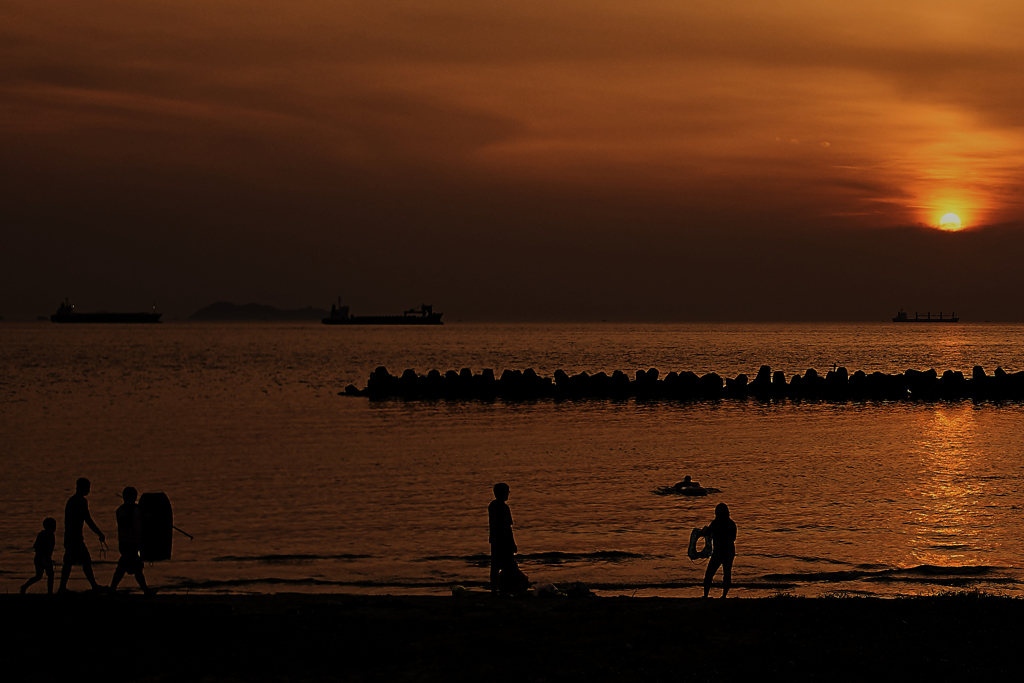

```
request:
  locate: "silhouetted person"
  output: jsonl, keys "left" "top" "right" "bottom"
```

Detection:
{"left": 58, "top": 478, "right": 106, "bottom": 593}
{"left": 488, "top": 483, "right": 517, "bottom": 595}
{"left": 674, "top": 476, "right": 701, "bottom": 490}
{"left": 20, "top": 517, "right": 57, "bottom": 594}
{"left": 703, "top": 502, "right": 737, "bottom": 598}
{"left": 110, "top": 487, "right": 155, "bottom": 596}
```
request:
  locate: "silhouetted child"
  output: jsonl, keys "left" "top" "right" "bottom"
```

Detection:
{"left": 110, "top": 486, "right": 155, "bottom": 596}
{"left": 488, "top": 483, "right": 518, "bottom": 595}
{"left": 21, "top": 517, "right": 57, "bottom": 595}
{"left": 703, "top": 502, "right": 737, "bottom": 598}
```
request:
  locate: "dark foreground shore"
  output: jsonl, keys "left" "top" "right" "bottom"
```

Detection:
{"left": 5, "top": 592, "right": 1019, "bottom": 681}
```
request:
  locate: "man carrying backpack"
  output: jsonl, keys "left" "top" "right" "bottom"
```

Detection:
{"left": 110, "top": 486, "right": 156, "bottom": 596}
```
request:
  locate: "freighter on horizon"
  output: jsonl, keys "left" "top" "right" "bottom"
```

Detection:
{"left": 322, "top": 298, "right": 443, "bottom": 325}
{"left": 50, "top": 299, "right": 162, "bottom": 323}
{"left": 892, "top": 309, "right": 958, "bottom": 323}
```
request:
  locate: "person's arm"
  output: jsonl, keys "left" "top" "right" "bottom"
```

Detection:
{"left": 507, "top": 507, "right": 517, "bottom": 553}
{"left": 84, "top": 506, "right": 105, "bottom": 543}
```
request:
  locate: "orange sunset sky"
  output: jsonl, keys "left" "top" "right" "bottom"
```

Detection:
{"left": 3, "top": 1, "right": 1024, "bottom": 321}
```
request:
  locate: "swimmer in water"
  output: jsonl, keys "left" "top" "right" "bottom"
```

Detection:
{"left": 674, "top": 476, "right": 701, "bottom": 490}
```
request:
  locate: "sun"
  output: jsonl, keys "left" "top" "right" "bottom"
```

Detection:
{"left": 939, "top": 213, "right": 962, "bottom": 231}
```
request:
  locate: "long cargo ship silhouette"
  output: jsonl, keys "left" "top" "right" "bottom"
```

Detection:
{"left": 50, "top": 299, "right": 162, "bottom": 323}
{"left": 322, "top": 298, "right": 443, "bottom": 325}
{"left": 892, "top": 309, "right": 958, "bottom": 323}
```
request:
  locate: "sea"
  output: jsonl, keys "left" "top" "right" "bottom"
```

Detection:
{"left": 3, "top": 321, "right": 1024, "bottom": 598}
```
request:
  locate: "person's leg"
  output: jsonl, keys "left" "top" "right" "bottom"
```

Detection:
{"left": 82, "top": 559, "right": 100, "bottom": 590}
{"left": 135, "top": 567, "right": 150, "bottom": 593}
{"left": 110, "top": 559, "right": 126, "bottom": 590}
{"left": 58, "top": 560, "right": 72, "bottom": 592}
{"left": 703, "top": 556, "right": 723, "bottom": 598}
{"left": 20, "top": 567, "right": 44, "bottom": 594}
{"left": 493, "top": 551, "right": 515, "bottom": 594}
{"left": 721, "top": 554, "right": 734, "bottom": 598}
{"left": 490, "top": 548, "right": 501, "bottom": 594}
{"left": 45, "top": 564, "right": 54, "bottom": 594}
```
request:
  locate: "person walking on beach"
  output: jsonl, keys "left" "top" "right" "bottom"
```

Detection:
{"left": 20, "top": 517, "right": 57, "bottom": 594}
{"left": 58, "top": 477, "right": 106, "bottom": 593}
{"left": 488, "top": 482, "right": 518, "bottom": 595}
{"left": 109, "top": 486, "right": 155, "bottom": 596}
{"left": 703, "top": 502, "right": 737, "bottom": 599}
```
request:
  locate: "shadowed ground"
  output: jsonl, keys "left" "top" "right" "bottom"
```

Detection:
{"left": 4, "top": 593, "right": 1018, "bottom": 681}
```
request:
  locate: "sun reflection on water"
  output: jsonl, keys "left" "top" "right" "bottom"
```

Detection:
{"left": 902, "top": 406, "right": 990, "bottom": 569}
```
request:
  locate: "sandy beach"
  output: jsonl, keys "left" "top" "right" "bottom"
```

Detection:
{"left": 5, "top": 591, "right": 1020, "bottom": 681}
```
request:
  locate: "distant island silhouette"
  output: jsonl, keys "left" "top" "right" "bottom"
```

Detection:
{"left": 189, "top": 302, "right": 329, "bottom": 321}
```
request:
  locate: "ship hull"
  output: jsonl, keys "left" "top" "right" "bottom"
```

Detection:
{"left": 51, "top": 312, "right": 162, "bottom": 323}
{"left": 322, "top": 315, "right": 442, "bottom": 325}
{"left": 892, "top": 309, "right": 958, "bottom": 323}
{"left": 891, "top": 318, "right": 959, "bottom": 323}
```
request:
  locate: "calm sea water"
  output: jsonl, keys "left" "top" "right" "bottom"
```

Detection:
{"left": 3, "top": 322, "right": 1024, "bottom": 597}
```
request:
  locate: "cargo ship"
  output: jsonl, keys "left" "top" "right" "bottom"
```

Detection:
{"left": 50, "top": 299, "right": 162, "bottom": 323}
{"left": 892, "top": 309, "right": 958, "bottom": 323}
{"left": 322, "top": 299, "right": 443, "bottom": 325}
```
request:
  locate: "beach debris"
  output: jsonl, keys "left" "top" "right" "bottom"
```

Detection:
{"left": 498, "top": 565, "right": 530, "bottom": 597}
{"left": 560, "top": 582, "right": 594, "bottom": 598}
{"left": 530, "top": 581, "right": 594, "bottom": 598}
{"left": 533, "top": 582, "right": 559, "bottom": 597}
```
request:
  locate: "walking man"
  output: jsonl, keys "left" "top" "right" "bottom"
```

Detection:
{"left": 110, "top": 486, "right": 155, "bottom": 595}
{"left": 58, "top": 477, "right": 106, "bottom": 593}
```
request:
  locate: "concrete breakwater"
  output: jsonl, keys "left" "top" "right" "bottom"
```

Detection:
{"left": 344, "top": 365, "right": 1024, "bottom": 401}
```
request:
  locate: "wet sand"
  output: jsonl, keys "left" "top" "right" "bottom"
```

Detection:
{"left": 6, "top": 592, "right": 1019, "bottom": 681}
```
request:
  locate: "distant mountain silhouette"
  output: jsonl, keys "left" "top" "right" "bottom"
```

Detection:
{"left": 189, "top": 302, "right": 329, "bottom": 321}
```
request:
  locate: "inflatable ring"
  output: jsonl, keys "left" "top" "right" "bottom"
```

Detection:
{"left": 687, "top": 527, "right": 713, "bottom": 560}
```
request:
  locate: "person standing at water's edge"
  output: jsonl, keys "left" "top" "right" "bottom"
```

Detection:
{"left": 703, "top": 503, "right": 737, "bottom": 599}
{"left": 58, "top": 477, "right": 106, "bottom": 593}
{"left": 488, "top": 483, "right": 517, "bottom": 595}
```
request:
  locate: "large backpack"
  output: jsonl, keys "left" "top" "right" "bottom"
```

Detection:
{"left": 498, "top": 562, "right": 530, "bottom": 596}
{"left": 139, "top": 492, "right": 174, "bottom": 561}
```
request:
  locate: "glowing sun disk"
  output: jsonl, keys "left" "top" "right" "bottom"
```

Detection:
{"left": 939, "top": 213, "right": 962, "bottom": 231}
